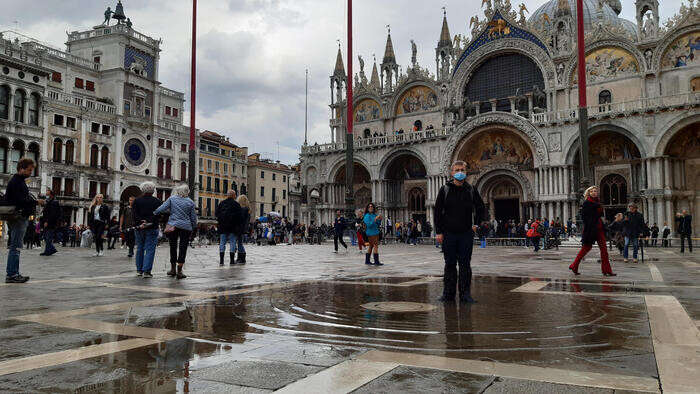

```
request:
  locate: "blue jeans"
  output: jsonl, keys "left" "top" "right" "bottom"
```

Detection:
{"left": 442, "top": 231, "right": 474, "bottom": 298}
{"left": 6, "top": 218, "right": 29, "bottom": 278}
{"left": 135, "top": 228, "right": 159, "bottom": 273}
{"left": 236, "top": 235, "right": 246, "bottom": 253}
{"left": 624, "top": 236, "right": 639, "bottom": 259}
{"left": 349, "top": 230, "right": 357, "bottom": 246}
{"left": 43, "top": 229, "right": 57, "bottom": 255}
{"left": 220, "top": 233, "right": 237, "bottom": 253}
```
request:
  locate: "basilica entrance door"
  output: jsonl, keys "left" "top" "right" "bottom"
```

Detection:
{"left": 494, "top": 198, "right": 520, "bottom": 223}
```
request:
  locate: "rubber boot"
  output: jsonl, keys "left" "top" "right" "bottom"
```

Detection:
{"left": 373, "top": 254, "right": 384, "bottom": 266}
{"left": 219, "top": 252, "right": 224, "bottom": 266}
{"left": 230, "top": 252, "right": 236, "bottom": 266}
{"left": 365, "top": 253, "right": 372, "bottom": 265}
{"left": 167, "top": 263, "right": 176, "bottom": 277}
{"left": 176, "top": 264, "right": 187, "bottom": 279}
{"left": 237, "top": 252, "right": 246, "bottom": 264}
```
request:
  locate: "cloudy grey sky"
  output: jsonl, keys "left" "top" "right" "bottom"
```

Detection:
{"left": 1, "top": 0, "right": 685, "bottom": 164}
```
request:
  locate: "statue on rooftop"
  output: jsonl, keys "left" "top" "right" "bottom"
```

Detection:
{"left": 126, "top": 18, "right": 132, "bottom": 28}
{"left": 113, "top": 1, "right": 127, "bottom": 25}
{"left": 103, "top": 7, "right": 113, "bottom": 25}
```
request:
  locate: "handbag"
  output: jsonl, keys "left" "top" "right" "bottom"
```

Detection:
{"left": 164, "top": 224, "right": 176, "bottom": 234}
{"left": 0, "top": 205, "right": 22, "bottom": 221}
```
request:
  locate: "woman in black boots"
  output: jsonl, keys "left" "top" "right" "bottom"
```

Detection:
{"left": 154, "top": 184, "right": 197, "bottom": 279}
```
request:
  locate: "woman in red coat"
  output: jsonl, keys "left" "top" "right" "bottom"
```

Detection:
{"left": 569, "top": 186, "right": 616, "bottom": 276}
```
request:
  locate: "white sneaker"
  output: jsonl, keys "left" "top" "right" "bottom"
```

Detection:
{"left": 93, "top": 252, "right": 100, "bottom": 257}
{"left": 98, "top": 251, "right": 104, "bottom": 257}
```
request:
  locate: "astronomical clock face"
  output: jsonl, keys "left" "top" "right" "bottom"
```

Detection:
{"left": 124, "top": 138, "right": 146, "bottom": 166}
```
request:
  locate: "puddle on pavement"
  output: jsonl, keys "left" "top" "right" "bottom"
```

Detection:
{"left": 73, "top": 276, "right": 656, "bottom": 380}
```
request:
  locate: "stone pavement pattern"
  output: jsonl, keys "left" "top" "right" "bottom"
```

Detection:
{"left": 0, "top": 241, "right": 698, "bottom": 393}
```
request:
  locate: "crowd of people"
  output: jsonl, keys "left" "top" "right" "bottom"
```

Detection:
{"left": 0, "top": 157, "right": 695, "bottom": 292}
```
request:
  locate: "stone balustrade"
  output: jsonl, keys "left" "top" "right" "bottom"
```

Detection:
{"left": 45, "top": 90, "right": 116, "bottom": 114}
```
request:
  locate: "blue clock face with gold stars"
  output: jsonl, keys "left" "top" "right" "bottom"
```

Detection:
{"left": 124, "top": 138, "right": 146, "bottom": 166}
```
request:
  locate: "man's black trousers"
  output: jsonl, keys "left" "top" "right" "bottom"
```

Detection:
{"left": 442, "top": 231, "right": 474, "bottom": 298}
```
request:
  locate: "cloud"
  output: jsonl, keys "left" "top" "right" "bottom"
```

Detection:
{"left": 0, "top": 0, "right": 685, "bottom": 163}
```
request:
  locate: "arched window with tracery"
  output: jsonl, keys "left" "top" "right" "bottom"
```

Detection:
{"left": 165, "top": 159, "right": 172, "bottom": 179}
{"left": 598, "top": 90, "right": 612, "bottom": 113}
{"left": 0, "top": 138, "right": 8, "bottom": 173}
{"left": 0, "top": 85, "right": 9, "bottom": 119}
{"left": 180, "top": 162, "right": 187, "bottom": 180}
{"left": 27, "top": 142, "right": 39, "bottom": 176}
{"left": 65, "top": 140, "right": 74, "bottom": 164}
{"left": 52, "top": 138, "right": 62, "bottom": 163}
{"left": 28, "top": 93, "right": 40, "bottom": 126}
{"left": 157, "top": 158, "right": 164, "bottom": 179}
{"left": 10, "top": 140, "right": 25, "bottom": 171}
{"left": 13, "top": 90, "right": 25, "bottom": 123}
{"left": 408, "top": 187, "right": 426, "bottom": 212}
{"left": 600, "top": 174, "right": 627, "bottom": 206}
{"left": 90, "top": 144, "right": 99, "bottom": 168}
{"left": 100, "top": 146, "right": 109, "bottom": 169}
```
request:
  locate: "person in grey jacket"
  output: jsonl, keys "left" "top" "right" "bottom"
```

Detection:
{"left": 154, "top": 185, "right": 197, "bottom": 279}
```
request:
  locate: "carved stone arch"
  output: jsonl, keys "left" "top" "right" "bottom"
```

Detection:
{"left": 474, "top": 169, "right": 534, "bottom": 202}
{"left": 441, "top": 112, "right": 549, "bottom": 174}
{"left": 653, "top": 25, "right": 700, "bottom": 73}
{"left": 564, "top": 39, "right": 647, "bottom": 82}
{"left": 326, "top": 156, "right": 372, "bottom": 184}
{"left": 378, "top": 147, "right": 429, "bottom": 179}
{"left": 654, "top": 113, "right": 700, "bottom": 156}
{"left": 389, "top": 80, "right": 441, "bottom": 118}
{"left": 564, "top": 122, "right": 648, "bottom": 165}
{"left": 449, "top": 38, "right": 557, "bottom": 107}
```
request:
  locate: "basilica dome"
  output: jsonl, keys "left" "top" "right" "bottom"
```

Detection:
{"left": 529, "top": 0, "right": 637, "bottom": 37}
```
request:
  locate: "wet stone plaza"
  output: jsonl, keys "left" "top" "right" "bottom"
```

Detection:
{"left": 0, "top": 242, "right": 698, "bottom": 393}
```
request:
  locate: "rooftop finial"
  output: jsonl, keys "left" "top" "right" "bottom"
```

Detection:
{"left": 442, "top": 6, "right": 446, "bottom": 17}
{"left": 386, "top": 24, "right": 391, "bottom": 35}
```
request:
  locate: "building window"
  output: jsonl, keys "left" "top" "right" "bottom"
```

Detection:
{"left": 66, "top": 117, "right": 76, "bottom": 129}
{"left": 232, "top": 182, "right": 238, "bottom": 194}
{"left": 165, "top": 106, "right": 171, "bottom": 116}
{"left": 166, "top": 140, "right": 172, "bottom": 149}
{"left": 181, "top": 144, "right": 187, "bottom": 152}
{"left": 64, "top": 178, "right": 74, "bottom": 195}
{"left": 100, "top": 146, "right": 109, "bottom": 169}
{"left": 0, "top": 139, "right": 7, "bottom": 173}
{"left": 198, "top": 157, "right": 203, "bottom": 168}
{"left": 100, "top": 182, "right": 108, "bottom": 196}
{"left": 598, "top": 90, "right": 612, "bottom": 112}
{"left": 261, "top": 171, "right": 265, "bottom": 179}
{"left": 92, "top": 122, "right": 101, "bottom": 133}
{"left": 272, "top": 188, "right": 276, "bottom": 201}
{"left": 90, "top": 145, "right": 99, "bottom": 168}
{"left": 260, "top": 186, "right": 264, "bottom": 197}
{"left": 165, "top": 159, "right": 172, "bottom": 179}
{"left": 13, "top": 90, "right": 25, "bottom": 123}
{"left": 157, "top": 158, "right": 164, "bottom": 178}
{"left": 223, "top": 179, "right": 228, "bottom": 194}
{"left": 198, "top": 197, "right": 202, "bottom": 212}
{"left": 282, "top": 206, "right": 286, "bottom": 218}
{"left": 272, "top": 173, "right": 276, "bottom": 181}
{"left": 158, "top": 138, "right": 165, "bottom": 148}
{"left": 215, "top": 178, "right": 220, "bottom": 193}
{"left": 206, "top": 198, "right": 211, "bottom": 217}
{"left": 89, "top": 181, "right": 97, "bottom": 198}
{"left": 123, "top": 100, "right": 131, "bottom": 114}
{"left": 207, "top": 159, "right": 212, "bottom": 172}
{"left": 223, "top": 163, "right": 228, "bottom": 175}
{"left": 173, "top": 108, "right": 179, "bottom": 117}
{"left": 180, "top": 162, "right": 187, "bottom": 180}
{"left": 206, "top": 176, "right": 212, "bottom": 191}
{"left": 102, "top": 125, "right": 110, "bottom": 135}
{"left": 0, "top": 85, "right": 8, "bottom": 120}
{"left": 65, "top": 140, "right": 74, "bottom": 164}
{"left": 28, "top": 93, "right": 39, "bottom": 126}
{"left": 53, "top": 114, "right": 64, "bottom": 126}
{"left": 215, "top": 162, "right": 220, "bottom": 174}
{"left": 283, "top": 190, "right": 286, "bottom": 199}
{"left": 85, "top": 81, "right": 95, "bottom": 92}
{"left": 198, "top": 175, "right": 203, "bottom": 190}
{"left": 93, "top": 56, "right": 100, "bottom": 64}
{"left": 145, "top": 106, "right": 151, "bottom": 118}
{"left": 260, "top": 203, "right": 264, "bottom": 217}
{"left": 75, "top": 78, "right": 84, "bottom": 89}
{"left": 51, "top": 72, "right": 62, "bottom": 82}
{"left": 52, "top": 177, "right": 62, "bottom": 195}
{"left": 283, "top": 175, "right": 286, "bottom": 182}
{"left": 52, "top": 138, "right": 62, "bottom": 163}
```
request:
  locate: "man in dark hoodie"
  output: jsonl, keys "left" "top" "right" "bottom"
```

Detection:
{"left": 216, "top": 190, "right": 243, "bottom": 265}
{"left": 40, "top": 188, "right": 61, "bottom": 256}
{"left": 3, "top": 158, "right": 45, "bottom": 283}
{"left": 434, "top": 160, "right": 486, "bottom": 303}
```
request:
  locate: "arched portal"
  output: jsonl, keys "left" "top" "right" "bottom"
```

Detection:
{"left": 481, "top": 175, "right": 524, "bottom": 227}
{"left": 382, "top": 153, "right": 427, "bottom": 223}
{"left": 663, "top": 124, "right": 700, "bottom": 226}
{"left": 332, "top": 162, "right": 372, "bottom": 215}
{"left": 452, "top": 126, "right": 535, "bottom": 175}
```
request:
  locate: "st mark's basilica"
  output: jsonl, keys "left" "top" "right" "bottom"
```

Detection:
{"left": 300, "top": 0, "right": 700, "bottom": 235}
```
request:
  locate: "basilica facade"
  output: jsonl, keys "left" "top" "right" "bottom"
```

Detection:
{"left": 300, "top": 0, "right": 700, "bottom": 235}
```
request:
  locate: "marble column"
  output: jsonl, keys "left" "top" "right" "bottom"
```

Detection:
{"left": 563, "top": 166, "right": 570, "bottom": 195}
{"left": 535, "top": 170, "right": 540, "bottom": 195}
{"left": 645, "top": 159, "right": 652, "bottom": 190}
{"left": 665, "top": 198, "right": 673, "bottom": 228}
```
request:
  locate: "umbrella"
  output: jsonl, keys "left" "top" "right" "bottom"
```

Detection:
{"left": 268, "top": 211, "right": 282, "bottom": 217}
{"left": 258, "top": 216, "right": 268, "bottom": 222}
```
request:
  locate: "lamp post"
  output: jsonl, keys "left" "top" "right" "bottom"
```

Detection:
{"left": 344, "top": 0, "right": 355, "bottom": 220}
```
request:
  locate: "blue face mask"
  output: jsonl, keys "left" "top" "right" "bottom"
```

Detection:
{"left": 454, "top": 172, "right": 466, "bottom": 181}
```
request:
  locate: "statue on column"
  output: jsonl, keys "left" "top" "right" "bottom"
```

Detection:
{"left": 410, "top": 40, "right": 417, "bottom": 67}
{"left": 102, "top": 7, "right": 113, "bottom": 25}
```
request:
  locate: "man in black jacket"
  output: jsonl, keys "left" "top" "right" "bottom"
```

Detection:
{"left": 434, "top": 160, "right": 486, "bottom": 303}
{"left": 216, "top": 190, "right": 242, "bottom": 265}
{"left": 679, "top": 209, "right": 693, "bottom": 253}
{"left": 40, "top": 189, "right": 61, "bottom": 256}
{"left": 623, "top": 203, "right": 645, "bottom": 263}
{"left": 333, "top": 210, "right": 348, "bottom": 253}
{"left": 3, "top": 158, "right": 45, "bottom": 283}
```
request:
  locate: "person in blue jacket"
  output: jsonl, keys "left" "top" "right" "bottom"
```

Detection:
{"left": 362, "top": 202, "right": 384, "bottom": 266}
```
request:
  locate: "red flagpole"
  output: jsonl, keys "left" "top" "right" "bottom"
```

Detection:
{"left": 575, "top": 0, "right": 590, "bottom": 187}
{"left": 188, "top": 0, "right": 197, "bottom": 198}
{"left": 344, "top": 0, "right": 355, "bottom": 217}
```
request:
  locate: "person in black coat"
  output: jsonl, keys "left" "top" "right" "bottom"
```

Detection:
{"left": 333, "top": 210, "right": 348, "bottom": 253}
{"left": 40, "top": 188, "right": 61, "bottom": 256}
{"left": 88, "top": 194, "right": 111, "bottom": 257}
{"left": 216, "top": 190, "right": 243, "bottom": 265}
{"left": 679, "top": 209, "right": 693, "bottom": 253}
{"left": 569, "top": 186, "right": 616, "bottom": 276}
{"left": 622, "top": 203, "right": 644, "bottom": 263}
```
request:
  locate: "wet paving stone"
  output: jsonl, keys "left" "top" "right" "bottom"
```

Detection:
{"left": 189, "top": 359, "right": 323, "bottom": 390}
{"left": 352, "top": 365, "right": 493, "bottom": 393}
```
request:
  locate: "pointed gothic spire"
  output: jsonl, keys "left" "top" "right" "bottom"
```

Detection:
{"left": 333, "top": 45, "right": 345, "bottom": 77}
{"left": 370, "top": 59, "right": 380, "bottom": 89}
{"left": 382, "top": 25, "right": 396, "bottom": 64}
{"left": 438, "top": 9, "right": 452, "bottom": 48}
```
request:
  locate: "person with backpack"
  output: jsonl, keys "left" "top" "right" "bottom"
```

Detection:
{"left": 527, "top": 219, "right": 543, "bottom": 252}
{"left": 333, "top": 210, "right": 348, "bottom": 253}
{"left": 622, "top": 203, "right": 645, "bottom": 263}
{"left": 216, "top": 190, "right": 243, "bottom": 266}
{"left": 434, "top": 160, "right": 486, "bottom": 303}
{"left": 40, "top": 188, "right": 61, "bottom": 256}
{"left": 569, "top": 186, "right": 616, "bottom": 276}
